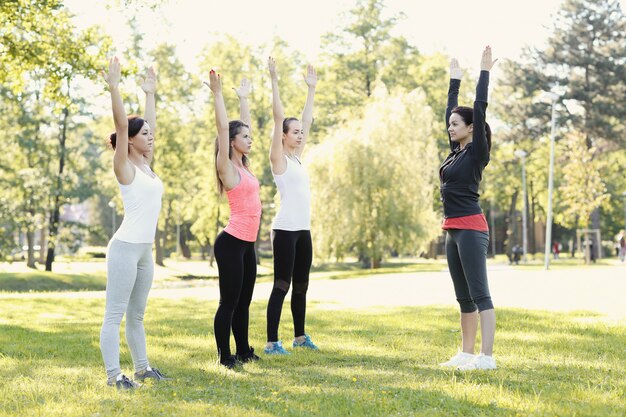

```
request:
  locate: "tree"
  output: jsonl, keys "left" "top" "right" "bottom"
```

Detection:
{"left": 308, "top": 85, "right": 440, "bottom": 267}
{"left": 494, "top": 0, "right": 626, "bottom": 242}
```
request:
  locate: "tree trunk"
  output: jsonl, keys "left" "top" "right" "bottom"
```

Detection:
{"left": 179, "top": 222, "right": 191, "bottom": 259}
{"left": 155, "top": 228, "right": 164, "bottom": 266}
{"left": 529, "top": 180, "right": 536, "bottom": 254}
{"left": 39, "top": 226, "right": 46, "bottom": 264}
{"left": 26, "top": 229, "right": 36, "bottom": 269}
{"left": 506, "top": 191, "right": 519, "bottom": 260}
{"left": 45, "top": 107, "right": 69, "bottom": 272}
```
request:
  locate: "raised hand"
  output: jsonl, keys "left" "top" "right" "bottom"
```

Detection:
{"left": 140, "top": 66, "right": 157, "bottom": 94}
{"left": 203, "top": 70, "right": 222, "bottom": 95}
{"left": 303, "top": 64, "right": 317, "bottom": 88}
{"left": 268, "top": 56, "right": 278, "bottom": 81}
{"left": 449, "top": 58, "right": 463, "bottom": 80}
{"left": 104, "top": 57, "right": 121, "bottom": 87}
{"left": 480, "top": 46, "right": 498, "bottom": 71}
{"left": 233, "top": 77, "right": 251, "bottom": 99}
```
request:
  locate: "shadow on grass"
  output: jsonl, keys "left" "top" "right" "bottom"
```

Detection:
{"left": 0, "top": 298, "right": 624, "bottom": 416}
{"left": 0, "top": 272, "right": 106, "bottom": 292}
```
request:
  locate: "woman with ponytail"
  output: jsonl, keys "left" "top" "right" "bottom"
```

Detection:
{"left": 204, "top": 70, "right": 262, "bottom": 369}
{"left": 438, "top": 47, "right": 498, "bottom": 371}
{"left": 100, "top": 57, "right": 169, "bottom": 389}
{"left": 264, "top": 57, "right": 318, "bottom": 355}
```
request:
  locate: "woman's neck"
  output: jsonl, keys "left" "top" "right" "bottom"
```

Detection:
{"left": 128, "top": 151, "right": 146, "bottom": 167}
{"left": 230, "top": 153, "right": 245, "bottom": 167}
{"left": 459, "top": 138, "right": 473, "bottom": 150}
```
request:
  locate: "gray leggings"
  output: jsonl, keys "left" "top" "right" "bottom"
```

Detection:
{"left": 100, "top": 239, "right": 154, "bottom": 379}
{"left": 445, "top": 229, "right": 494, "bottom": 313}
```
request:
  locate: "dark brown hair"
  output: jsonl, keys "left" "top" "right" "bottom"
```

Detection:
{"left": 109, "top": 116, "right": 145, "bottom": 149}
{"left": 451, "top": 106, "right": 491, "bottom": 151}
{"left": 214, "top": 120, "right": 249, "bottom": 195}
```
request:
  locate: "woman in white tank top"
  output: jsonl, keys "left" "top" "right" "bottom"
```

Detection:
{"left": 99, "top": 57, "right": 168, "bottom": 390}
{"left": 264, "top": 57, "right": 319, "bottom": 355}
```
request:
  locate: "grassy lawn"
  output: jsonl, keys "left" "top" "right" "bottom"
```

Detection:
{"left": 0, "top": 297, "right": 624, "bottom": 416}
{"left": 0, "top": 271, "right": 106, "bottom": 292}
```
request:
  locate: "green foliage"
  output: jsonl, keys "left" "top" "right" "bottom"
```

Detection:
{"left": 491, "top": 0, "right": 626, "bottom": 243}
{"left": 308, "top": 86, "right": 440, "bottom": 266}
{"left": 557, "top": 132, "right": 610, "bottom": 228}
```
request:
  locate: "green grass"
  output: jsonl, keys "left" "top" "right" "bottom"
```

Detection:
{"left": 0, "top": 271, "right": 106, "bottom": 292}
{"left": 0, "top": 297, "right": 624, "bottom": 416}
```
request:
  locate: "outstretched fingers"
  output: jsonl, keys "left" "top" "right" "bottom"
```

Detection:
{"left": 233, "top": 77, "right": 251, "bottom": 98}
{"left": 449, "top": 58, "right": 463, "bottom": 80}
{"left": 203, "top": 69, "right": 222, "bottom": 94}
{"left": 481, "top": 46, "right": 498, "bottom": 71}
{"left": 268, "top": 56, "right": 277, "bottom": 80}
{"left": 303, "top": 64, "right": 317, "bottom": 87}
{"left": 104, "top": 56, "right": 121, "bottom": 86}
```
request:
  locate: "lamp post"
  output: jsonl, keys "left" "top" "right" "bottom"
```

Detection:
{"left": 514, "top": 149, "right": 528, "bottom": 262}
{"left": 541, "top": 92, "right": 560, "bottom": 270}
{"left": 622, "top": 191, "right": 626, "bottom": 234}
{"left": 108, "top": 200, "right": 116, "bottom": 238}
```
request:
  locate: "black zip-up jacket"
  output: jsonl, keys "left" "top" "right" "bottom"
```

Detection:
{"left": 439, "top": 70, "right": 490, "bottom": 219}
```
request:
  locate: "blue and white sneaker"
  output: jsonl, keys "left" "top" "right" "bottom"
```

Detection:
{"left": 293, "top": 334, "right": 319, "bottom": 350}
{"left": 264, "top": 341, "right": 290, "bottom": 355}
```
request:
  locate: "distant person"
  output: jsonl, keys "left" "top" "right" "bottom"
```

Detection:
{"left": 619, "top": 234, "right": 626, "bottom": 262}
{"left": 265, "top": 57, "right": 319, "bottom": 355}
{"left": 552, "top": 240, "right": 560, "bottom": 259}
{"left": 204, "top": 70, "right": 262, "bottom": 369}
{"left": 438, "top": 47, "right": 498, "bottom": 371}
{"left": 100, "top": 58, "right": 169, "bottom": 390}
{"left": 512, "top": 244, "right": 521, "bottom": 265}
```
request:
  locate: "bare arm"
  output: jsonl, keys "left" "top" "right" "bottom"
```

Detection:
{"left": 104, "top": 57, "right": 133, "bottom": 185}
{"left": 141, "top": 66, "right": 157, "bottom": 165}
{"left": 297, "top": 64, "right": 317, "bottom": 158}
{"left": 233, "top": 78, "right": 251, "bottom": 130}
{"left": 268, "top": 56, "right": 286, "bottom": 174}
{"left": 204, "top": 70, "right": 238, "bottom": 190}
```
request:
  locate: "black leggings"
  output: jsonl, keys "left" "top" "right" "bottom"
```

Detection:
{"left": 213, "top": 231, "right": 257, "bottom": 358}
{"left": 445, "top": 229, "right": 494, "bottom": 313}
{"left": 267, "top": 230, "right": 313, "bottom": 342}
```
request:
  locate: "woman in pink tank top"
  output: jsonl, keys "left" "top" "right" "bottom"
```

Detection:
{"left": 204, "top": 70, "right": 262, "bottom": 369}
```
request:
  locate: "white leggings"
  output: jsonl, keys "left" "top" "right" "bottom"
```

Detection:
{"left": 100, "top": 239, "right": 154, "bottom": 379}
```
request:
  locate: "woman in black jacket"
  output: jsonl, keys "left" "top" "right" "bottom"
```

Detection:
{"left": 438, "top": 46, "right": 498, "bottom": 371}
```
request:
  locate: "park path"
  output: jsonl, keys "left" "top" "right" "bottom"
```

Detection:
{"left": 2, "top": 263, "right": 625, "bottom": 320}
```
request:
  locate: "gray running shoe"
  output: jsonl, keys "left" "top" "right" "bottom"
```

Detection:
{"left": 107, "top": 374, "right": 140, "bottom": 390}
{"left": 134, "top": 367, "right": 172, "bottom": 382}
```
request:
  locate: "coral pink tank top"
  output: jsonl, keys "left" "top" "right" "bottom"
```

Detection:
{"left": 224, "top": 165, "right": 262, "bottom": 242}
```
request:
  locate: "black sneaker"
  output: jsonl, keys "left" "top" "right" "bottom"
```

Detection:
{"left": 107, "top": 374, "right": 140, "bottom": 390}
{"left": 134, "top": 367, "right": 172, "bottom": 382}
{"left": 219, "top": 355, "right": 242, "bottom": 369}
{"left": 236, "top": 347, "right": 261, "bottom": 363}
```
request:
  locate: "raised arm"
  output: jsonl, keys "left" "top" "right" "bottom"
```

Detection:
{"left": 472, "top": 46, "right": 498, "bottom": 161}
{"left": 204, "top": 70, "right": 238, "bottom": 190}
{"left": 104, "top": 57, "right": 133, "bottom": 185}
{"left": 141, "top": 66, "right": 157, "bottom": 165}
{"left": 233, "top": 77, "right": 252, "bottom": 132}
{"left": 268, "top": 56, "right": 286, "bottom": 174}
{"left": 297, "top": 64, "right": 317, "bottom": 157}
{"left": 446, "top": 58, "right": 463, "bottom": 151}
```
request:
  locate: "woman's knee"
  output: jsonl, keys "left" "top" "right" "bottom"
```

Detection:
{"left": 457, "top": 298, "right": 477, "bottom": 313}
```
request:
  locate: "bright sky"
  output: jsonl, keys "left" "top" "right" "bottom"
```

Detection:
{"left": 65, "top": 0, "right": 602, "bottom": 73}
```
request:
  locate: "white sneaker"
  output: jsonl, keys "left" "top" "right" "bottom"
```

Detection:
{"left": 457, "top": 353, "right": 497, "bottom": 371}
{"left": 439, "top": 350, "right": 475, "bottom": 367}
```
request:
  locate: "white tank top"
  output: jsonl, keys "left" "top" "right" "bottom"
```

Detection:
{"left": 272, "top": 155, "right": 311, "bottom": 231}
{"left": 113, "top": 165, "right": 164, "bottom": 244}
